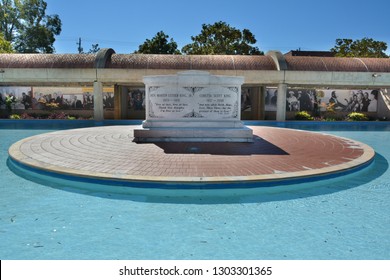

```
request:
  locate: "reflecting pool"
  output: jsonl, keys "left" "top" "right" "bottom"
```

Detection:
{"left": 1, "top": 120, "right": 389, "bottom": 260}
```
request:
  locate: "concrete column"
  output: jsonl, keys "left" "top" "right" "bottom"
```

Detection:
{"left": 276, "top": 83, "right": 287, "bottom": 121}
{"left": 93, "top": 81, "right": 104, "bottom": 121}
{"left": 113, "top": 85, "right": 121, "bottom": 120}
{"left": 259, "top": 86, "right": 266, "bottom": 120}
{"left": 113, "top": 85, "right": 128, "bottom": 120}
{"left": 120, "top": 86, "right": 129, "bottom": 119}
{"left": 251, "top": 86, "right": 264, "bottom": 120}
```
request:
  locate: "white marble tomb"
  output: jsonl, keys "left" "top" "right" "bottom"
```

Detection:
{"left": 133, "top": 71, "right": 253, "bottom": 142}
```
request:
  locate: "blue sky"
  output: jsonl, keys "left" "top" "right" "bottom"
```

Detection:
{"left": 46, "top": 0, "right": 390, "bottom": 55}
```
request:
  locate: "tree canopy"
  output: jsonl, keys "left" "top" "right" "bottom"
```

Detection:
{"left": 181, "top": 21, "right": 263, "bottom": 55}
{"left": 135, "top": 31, "right": 180, "bottom": 54}
{"left": 77, "top": 38, "right": 101, "bottom": 54}
{"left": 88, "top": 43, "right": 100, "bottom": 54}
{"left": 331, "top": 38, "right": 388, "bottom": 58}
{"left": 0, "top": 0, "right": 61, "bottom": 53}
{"left": 0, "top": 32, "right": 13, "bottom": 53}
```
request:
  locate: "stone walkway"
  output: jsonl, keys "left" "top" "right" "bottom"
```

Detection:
{"left": 8, "top": 125, "right": 375, "bottom": 184}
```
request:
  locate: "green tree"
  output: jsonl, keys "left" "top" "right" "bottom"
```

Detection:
{"left": 331, "top": 38, "right": 388, "bottom": 58}
{"left": 0, "top": 0, "right": 19, "bottom": 41}
{"left": 135, "top": 31, "right": 180, "bottom": 54}
{"left": 181, "top": 21, "right": 263, "bottom": 55}
{"left": 88, "top": 43, "right": 100, "bottom": 54}
{"left": 0, "top": 32, "right": 13, "bottom": 52}
{"left": 0, "top": 0, "right": 61, "bottom": 53}
{"left": 76, "top": 38, "right": 100, "bottom": 54}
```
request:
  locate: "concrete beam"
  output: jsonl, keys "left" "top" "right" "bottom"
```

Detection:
{"left": 95, "top": 48, "right": 115, "bottom": 68}
{"left": 266, "top": 51, "right": 288, "bottom": 71}
{"left": 1, "top": 68, "right": 390, "bottom": 88}
{"left": 283, "top": 71, "right": 390, "bottom": 88}
{"left": 0, "top": 68, "right": 96, "bottom": 86}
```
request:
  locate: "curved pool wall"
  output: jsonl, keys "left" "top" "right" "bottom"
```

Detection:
{"left": 6, "top": 152, "right": 377, "bottom": 198}
{"left": 5, "top": 120, "right": 376, "bottom": 194}
{"left": 2, "top": 118, "right": 390, "bottom": 128}
{"left": 249, "top": 120, "right": 390, "bottom": 131}
{"left": 0, "top": 119, "right": 142, "bottom": 129}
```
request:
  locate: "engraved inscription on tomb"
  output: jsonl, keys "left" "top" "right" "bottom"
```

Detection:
{"left": 148, "top": 86, "right": 239, "bottom": 120}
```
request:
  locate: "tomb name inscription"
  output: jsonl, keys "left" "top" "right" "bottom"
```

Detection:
{"left": 148, "top": 86, "right": 238, "bottom": 119}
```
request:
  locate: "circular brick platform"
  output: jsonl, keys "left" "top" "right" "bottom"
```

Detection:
{"left": 8, "top": 125, "right": 375, "bottom": 185}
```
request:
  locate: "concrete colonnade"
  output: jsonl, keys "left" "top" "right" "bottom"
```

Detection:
{"left": 2, "top": 49, "right": 390, "bottom": 121}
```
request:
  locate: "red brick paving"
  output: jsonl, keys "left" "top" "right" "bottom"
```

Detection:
{"left": 8, "top": 125, "right": 375, "bottom": 183}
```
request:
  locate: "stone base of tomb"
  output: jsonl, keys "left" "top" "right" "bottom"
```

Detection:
{"left": 133, "top": 121, "right": 253, "bottom": 142}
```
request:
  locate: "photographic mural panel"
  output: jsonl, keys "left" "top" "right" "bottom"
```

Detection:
{"left": 0, "top": 86, "right": 33, "bottom": 110}
{"left": 1, "top": 86, "right": 381, "bottom": 116}
{"left": 127, "top": 88, "right": 145, "bottom": 111}
{"left": 241, "top": 87, "right": 252, "bottom": 112}
{"left": 265, "top": 88, "right": 379, "bottom": 112}
{"left": 0, "top": 86, "right": 114, "bottom": 111}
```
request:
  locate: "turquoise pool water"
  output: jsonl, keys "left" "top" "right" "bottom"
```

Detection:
{"left": 1, "top": 120, "right": 389, "bottom": 260}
